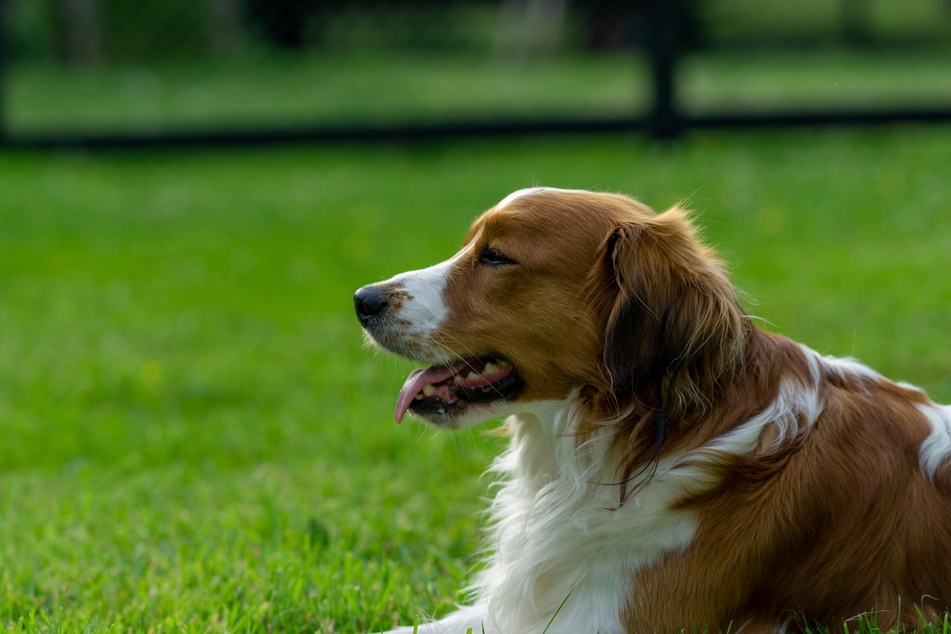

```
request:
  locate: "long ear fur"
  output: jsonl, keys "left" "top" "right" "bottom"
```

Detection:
{"left": 596, "top": 207, "right": 750, "bottom": 419}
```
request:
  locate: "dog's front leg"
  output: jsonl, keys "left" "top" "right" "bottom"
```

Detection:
{"left": 376, "top": 604, "right": 492, "bottom": 634}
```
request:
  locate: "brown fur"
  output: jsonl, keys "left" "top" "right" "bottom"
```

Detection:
{"left": 395, "top": 189, "right": 951, "bottom": 630}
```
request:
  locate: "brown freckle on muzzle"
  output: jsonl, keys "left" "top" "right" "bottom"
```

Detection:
{"left": 354, "top": 284, "right": 408, "bottom": 326}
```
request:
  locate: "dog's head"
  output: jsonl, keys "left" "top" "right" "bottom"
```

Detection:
{"left": 355, "top": 188, "right": 748, "bottom": 429}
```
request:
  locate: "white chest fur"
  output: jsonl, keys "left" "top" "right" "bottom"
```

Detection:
{"left": 471, "top": 400, "right": 699, "bottom": 634}
{"left": 384, "top": 380, "right": 823, "bottom": 634}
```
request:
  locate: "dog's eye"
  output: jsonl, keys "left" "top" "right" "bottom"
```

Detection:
{"left": 479, "top": 248, "right": 516, "bottom": 266}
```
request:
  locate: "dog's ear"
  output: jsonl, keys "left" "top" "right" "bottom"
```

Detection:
{"left": 594, "top": 208, "right": 748, "bottom": 415}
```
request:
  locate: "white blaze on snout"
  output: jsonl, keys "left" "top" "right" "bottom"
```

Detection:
{"left": 376, "top": 248, "right": 469, "bottom": 362}
{"left": 389, "top": 256, "right": 453, "bottom": 330}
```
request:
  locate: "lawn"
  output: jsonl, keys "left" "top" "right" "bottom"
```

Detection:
{"left": 1, "top": 128, "right": 951, "bottom": 633}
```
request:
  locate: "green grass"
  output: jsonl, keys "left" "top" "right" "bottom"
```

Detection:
{"left": 1, "top": 128, "right": 951, "bottom": 632}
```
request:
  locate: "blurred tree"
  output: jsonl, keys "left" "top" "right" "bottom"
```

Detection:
{"left": 46, "top": 0, "right": 241, "bottom": 64}
{"left": 247, "top": 0, "right": 317, "bottom": 49}
{"left": 841, "top": 0, "right": 871, "bottom": 46}
{"left": 54, "top": 0, "right": 102, "bottom": 66}
{"left": 208, "top": 0, "right": 244, "bottom": 57}
{"left": 494, "top": 0, "right": 569, "bottom": 57}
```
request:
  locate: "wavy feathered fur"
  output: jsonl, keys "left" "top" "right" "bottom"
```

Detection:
{"left": 359, "top": 188, "right": 951, "bottom": 634}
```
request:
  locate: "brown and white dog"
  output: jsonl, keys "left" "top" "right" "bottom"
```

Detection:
{"left": 354, "top": 187, "right": 951, "bottom": 634}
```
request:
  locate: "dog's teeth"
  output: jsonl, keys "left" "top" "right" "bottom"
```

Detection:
{"left": 422, "top": 384, "right": 436, "bottom": 397}
{"left": 415, "top": 393, "right": 424, "bottom": 400}
{"left": 484, "top": 362, "right": 498, "bottom": 374}
{"left": 467, "top": 372, "right": 479, "bottom": 380}
{"left": 497, "top": 360, "right": 509, "bottom": 367}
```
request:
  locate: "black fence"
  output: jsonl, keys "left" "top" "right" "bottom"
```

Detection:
{"left": 1, "top": 0, "right": 951, "bottom": 149}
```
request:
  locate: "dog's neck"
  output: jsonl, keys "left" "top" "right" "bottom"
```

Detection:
{"left": 492, "top": 328, "right": 805, "bottom": 507}
{"left": 490, "top": 394, "right": 630, "bottom": 510}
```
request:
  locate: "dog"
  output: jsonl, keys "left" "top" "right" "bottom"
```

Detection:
{"left": 354, "top": 187, "right": 951, "bottom": 634}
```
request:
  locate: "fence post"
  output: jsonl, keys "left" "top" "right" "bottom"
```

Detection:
{"left": 646, "top": 0, "right": 683, "bottom": 140}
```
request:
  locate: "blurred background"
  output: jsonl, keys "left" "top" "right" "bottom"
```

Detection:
{"left": 2, "top": 2, "right": 951, "bottom": 632}
{"left": 2, "top": 0, "right": 951, "bottom": 144}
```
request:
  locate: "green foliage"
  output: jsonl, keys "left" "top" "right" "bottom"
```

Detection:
{"left": 702, "top": 0, "right": 951, "bottom": 46}
{"left": 99, "top": 0, "right": 209, "bottom": 63}
{"left": 1, "top": 128, "right": 950, "bottom": 632}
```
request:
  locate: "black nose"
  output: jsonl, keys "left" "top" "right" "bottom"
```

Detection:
{"left": 354, "top": 285, "right": 387, "bottom": 325}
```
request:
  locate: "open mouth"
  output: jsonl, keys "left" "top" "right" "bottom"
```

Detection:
{"left": 394, "top": 356, "right": 522, "bottom": 423}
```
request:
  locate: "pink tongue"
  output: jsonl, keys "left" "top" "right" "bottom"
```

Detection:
{"left": 394, "top": 365, "right": 456, "bottom": 423}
